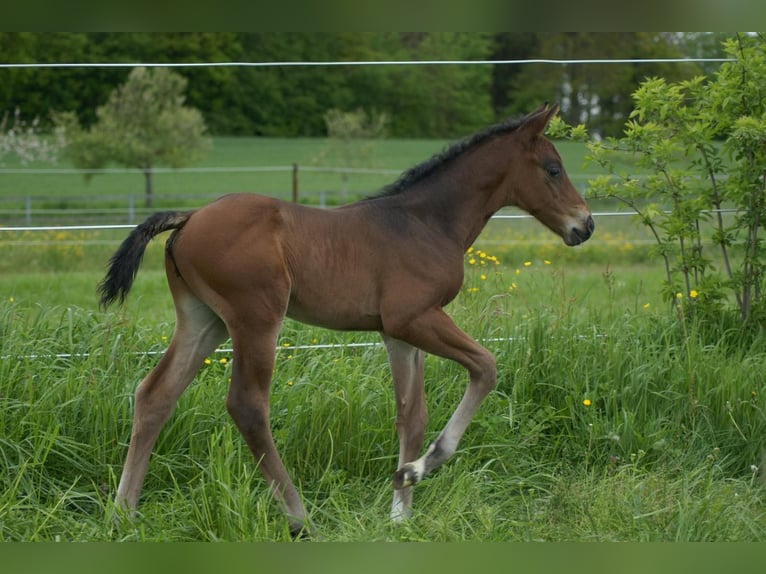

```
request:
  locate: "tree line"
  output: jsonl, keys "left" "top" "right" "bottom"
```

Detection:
{"left": 0, "top": 32, "right": 731, "bottom": 138}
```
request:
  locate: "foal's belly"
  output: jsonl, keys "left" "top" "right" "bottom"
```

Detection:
{"left": 286, "top": 298, "right": 383, "bottom": 332}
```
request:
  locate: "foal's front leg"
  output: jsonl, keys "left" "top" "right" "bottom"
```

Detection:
{"left": 382, "top": 335, "right": 427, "bottom": 521}
{"left": 386, "top": 308, "right": 496, "bottom": 490}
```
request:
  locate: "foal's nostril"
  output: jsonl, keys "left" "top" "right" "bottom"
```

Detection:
{"left": 586, "top": 215, "right": 595, "bottom": 234}
{"left": 564, "top": 214, "right": 595, "bottom": 246}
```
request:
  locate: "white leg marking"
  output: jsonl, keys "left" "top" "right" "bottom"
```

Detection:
{"left": 390, "top": 491, "right": 411, "bottom": 522}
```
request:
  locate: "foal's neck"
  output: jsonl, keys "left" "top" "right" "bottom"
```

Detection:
{"left": 400, "top": 145, "right": 512, "bottom": 250}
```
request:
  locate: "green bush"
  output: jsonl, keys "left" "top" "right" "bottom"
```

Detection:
{"left": 586, "top": 34, "right": 766, "bottom": 325}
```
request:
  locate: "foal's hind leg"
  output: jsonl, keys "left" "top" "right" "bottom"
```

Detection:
{"left": 382, "top": 335, "right": 427, "bottom": 521}
{"left": 225, "top": 309, "right": 311, "bottom": 537}
{"left": 115, "top": 296, "right": 227, "bottom": 513}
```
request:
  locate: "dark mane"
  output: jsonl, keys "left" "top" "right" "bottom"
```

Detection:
{"left": 373, "top": 115, "right": 526, "bottom": 198}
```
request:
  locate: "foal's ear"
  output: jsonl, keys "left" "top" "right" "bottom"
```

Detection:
{"left": 520, "top": 102, "right": 560, "bottom": 138}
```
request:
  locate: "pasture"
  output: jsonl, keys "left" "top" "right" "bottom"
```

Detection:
{"left": 1, "top": 136, "right": 766, "bottom": 541}
{"left": 0, "top": 137, "right": 614, "bottom": 226}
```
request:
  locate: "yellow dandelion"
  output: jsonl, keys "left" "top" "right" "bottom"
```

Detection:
{"left": 643, "top": 303, "right": 650, "bottom": 309}
{"left": 161, "top": 335, "right": 168, "bottom": 342}
{"left": 544, "top": 260, "right": 551, "bottom": 265}
{"left": 468, "top": 258, "right": 476, "bottom": 265}
{"left": 468, "top": 287, "right": 479, "bottom": 293}
{"left": 219, "top": 357, "right": 228, "bottom": 365}
{"left": 524, "top": 261, "right": 532, "bottom": 267}
{"left": 583, "top": 399, "right": 592, "bottom": 407}
{"left": 515, "top": 269, "right": 521, "bottom": 275}
{"left": 509, "top": 283, "right": 517, "bottom": 292}
{"left": 204, "top": 358, "right": 212, "bottom": 365}
{"left": 676, "top": 292, "right": 683, "bottom": 299}
{"left": 287, "top": 380, "right": 294, "bottom": 387}
{"left": 282, "top": 342, "right": 291, "bottom": 348}
{"left": 690, "top": 290, "right": 699, "bottom": 298}
{"left": 311, "top": 338, "right": 318, "bottom": 344}
{"left": 467, "top": 247, "right": 474, "bottom": 254}
{"left": 480, "top": 274, "right": 487, "bottom": 281}
{"left": 8, "top": 296, "right": 14, "bottom": 303}
{"left": 479, "top": 252, "right": 487, "bottom": 259}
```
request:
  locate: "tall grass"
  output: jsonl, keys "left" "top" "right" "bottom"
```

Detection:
{"left": 1, "top": 248, "right": 765, "bottom": 540}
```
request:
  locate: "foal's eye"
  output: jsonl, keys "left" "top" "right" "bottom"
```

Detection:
{"left": 545, "top": 164, "right": 562, "bottom": 179}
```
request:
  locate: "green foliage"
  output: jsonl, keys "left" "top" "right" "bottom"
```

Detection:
{"left": 312, "top": 108, "right": 389, "bottom": 169}
{"left": 502, "top": 33, "right": 703, "bottom": 137}
{"left": 367, "top": 33, "right": 496, "bottom": 137}
{"left": 0, "top": 33, "right": 729, "bottom": 138}
{"left": 323, "top": 108, "right": 389, "bottom": 141}
{"left": 587, "top": 34, "right": 766, "bottom": 324}
{"left": 546, "top": 115, "right": 589, "bottom": 142}
{"left": 56, "top": 67, "right": 210, "bottom": 207}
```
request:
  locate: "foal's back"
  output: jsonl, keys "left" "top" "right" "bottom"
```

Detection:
{"left": 169, "top": 193, "right": 464, "bottom": 332}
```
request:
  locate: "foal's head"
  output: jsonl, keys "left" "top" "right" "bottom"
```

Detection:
{"left": 504, "top": 104, "right": 594, "bottom": 246}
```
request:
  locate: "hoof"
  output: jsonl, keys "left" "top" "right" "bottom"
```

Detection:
{"left": 289, "top": 523, "right": 315, "bottom": 540}
{"left": 393, "top": 464, "right": 419, "bottom": 490}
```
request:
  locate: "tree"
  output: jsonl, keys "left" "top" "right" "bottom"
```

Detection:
{"left": 312, "top": 107, "right": 389, "bottom": 200}
{"left": 1, "top": 32, "right": 737, "bottom": 140}
{"left": 0, "top": 32, "right": 115, "bottom": 129}
{"left": 57, "top": 66, "right": 210, "bottom": 207}
{"left": 365, "top": 33, "right": 496, "bottom": 137}
{"left": 0, "top": 107, "right": 62, "bottom": 165}
{"left": 488, "top": 33, "right": 540, "bottom": 117}
{"left": 587, "top": 34, "right": 766, "bottom": 324}
{"left": 506, "top": 33, "right": 701, "bottom": 137}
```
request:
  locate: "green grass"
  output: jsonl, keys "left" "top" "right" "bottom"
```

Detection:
{"left": 0, "top": 137, "right": 441, "bottom": 205}
{"left": 2, "top": 245, "right": 766, "bottom": 541}
{"left": 1, "top": 136, "right": 765, "bottom": 541}
{"left": 0, "top": 137, "right": 608, "bottom": 222}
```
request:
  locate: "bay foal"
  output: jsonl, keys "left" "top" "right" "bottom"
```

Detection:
{"left": 99, "top": 104, "right": 594, "bottom": 536}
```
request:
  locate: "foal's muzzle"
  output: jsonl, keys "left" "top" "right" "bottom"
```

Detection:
{"left": 565, "top": 215, "right": 595, "bottom": 246}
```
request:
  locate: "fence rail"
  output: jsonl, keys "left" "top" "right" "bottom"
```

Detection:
{"left": 0, "top": 209, "right": 742, "bottom": 238}
{"left": 0, "top": 165, "right": 404, "bottom": 176}
{"left": 0, "top": 163, "right": 602, "bottom": 226}
{"left": 3, "top": 335, "right": 613, "bottom": 363}
{"left": 0, "top": 58, "right": 735, "bottom": 70}
{"left": 0, "top": 210, "right": 659, "bottom": 234}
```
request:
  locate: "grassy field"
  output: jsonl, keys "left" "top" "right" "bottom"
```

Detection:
{"left": 0, "top": 136, "right": 613, "bottom": 226}
{"left": 2, "top": 243, "right": 766, "bottom": 541}
{"left": 1, "top": 136, "right": 766, "bottom": 541}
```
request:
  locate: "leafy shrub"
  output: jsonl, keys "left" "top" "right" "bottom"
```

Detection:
{"left": 585, "top": 34, "right": 766, "bottom": 325}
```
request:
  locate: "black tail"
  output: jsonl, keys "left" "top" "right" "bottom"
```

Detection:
{"left": 98, "top": 211, "right": 192, "bottom": 308}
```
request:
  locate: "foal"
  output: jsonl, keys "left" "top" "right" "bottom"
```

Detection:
{"left": 100, "top": 103, "right": 594, "bottom": 536}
